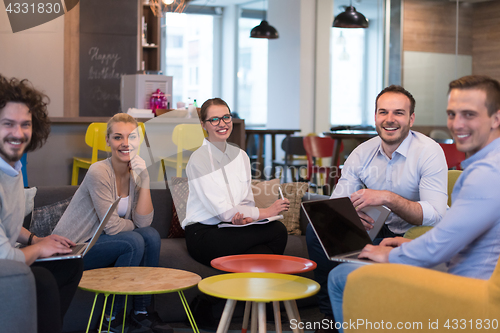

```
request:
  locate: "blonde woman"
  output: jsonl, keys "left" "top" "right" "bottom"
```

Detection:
{"left": 53, "top": 114, "right": 170, "bottom": 333}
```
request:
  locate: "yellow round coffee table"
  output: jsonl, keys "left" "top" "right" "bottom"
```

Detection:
{"left": 198, "top": 272, "right": 320, "bottom": 333}
{"left": 79, "top": 267, "right": 201, "bottom": 333}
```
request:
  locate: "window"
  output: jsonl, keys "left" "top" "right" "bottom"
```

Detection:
{"left": 237, "top": 17, "right": 268, "bottom": 126}
{"left": 330, "top": 0, "right": 384, "bottom": 127}
{"left": 162, "top": 12, "right": 214, "bottom": 108}
{"left": 330, "top": 28, "right": 366, "bottom": 125}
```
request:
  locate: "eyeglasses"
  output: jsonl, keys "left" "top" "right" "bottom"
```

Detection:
{"left": 205, "top": 114, "right": 232, "bottom": 126}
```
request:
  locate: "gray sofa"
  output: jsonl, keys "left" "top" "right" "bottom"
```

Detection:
{"left": 27, "top": 186, "right": 325, "bottom": 332}
{"left": 0, "top": 259, "right": 37, "bottom": 332}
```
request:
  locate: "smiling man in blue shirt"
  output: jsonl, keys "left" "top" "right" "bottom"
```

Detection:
{"left": 328, "top": 75, "right": 500, "bottom": 332}
{"left": 306, "top": 85, "right": 448, "bottom": 329}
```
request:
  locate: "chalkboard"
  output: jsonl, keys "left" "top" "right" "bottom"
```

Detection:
{"left": 79, "top": 0, "right": 138, "bottom": 117}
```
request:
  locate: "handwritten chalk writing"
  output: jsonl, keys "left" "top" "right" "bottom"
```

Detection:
{"left": 88, "top": 47, "right": 121, "bottom": 67}
{"left": 90, "top": 87, "right": 120, "bottom": 101}
{"left": 88, "top": 66, "right": 127, "bottom": 80}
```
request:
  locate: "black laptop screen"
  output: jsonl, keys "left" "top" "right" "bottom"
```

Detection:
{"left": 302, "top": 197, "right": 372, "bottom": 256}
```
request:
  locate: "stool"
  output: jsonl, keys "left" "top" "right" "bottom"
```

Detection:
{"left": 198, "top": 272, "right": 320, "bottom": 333}
{"left": 78, "top": 267, "right": 201, "bottom": 333}
{"left": 211, "top": 254, "right": 317, "bottom": 333}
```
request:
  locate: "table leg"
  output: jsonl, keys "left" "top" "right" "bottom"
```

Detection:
{"left": 257, "top": 302, "right": 266, "bottom": 333}
{"left": 251, "top": 302, "right": 258, "bottom": 333}
{"left": 257, "top": 134, "right": 265, "bottom": 179}
{"left": 284, "top": 300, "right": 303, "bottom": 333}
{"left": 178, "top": 291, "right": 200, "bottom": 333}
{"left": 271, "top": 134, "right": 277, "bottom": 180}
{"left": 85, "top": 293, "right": 99, "bottom": 333}
{"left": 283, "top": 135, "right": 292, "bottom": 183}
{"left": 98, "top": 293, "right": 110, "bottom": 333}
{"left": 242, "top": 301, "right": 252, "bottom": 333}
{"left": 217, "top": 299, "right": 237, "bottom": 333}
{"left": 122, "top": 295, "right": 128, "bottom": 333}
{"left": 273, "top": 301, "right": 282, "bottom": 333}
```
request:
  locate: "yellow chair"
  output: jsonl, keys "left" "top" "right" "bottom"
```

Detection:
{"left": 343, "top": 261, "right": 500, "bottom": 332}
{"left": 403, "top": 170, "right": 463, "bottom": 239}
{"left": 160, "top": 124, "right": 206, "bottom": 178}
{"left": 72, "top": 122, "right": 146, "bottom": 186}
{"left": 72, "top": 123, "right": 110, "bottom": 186}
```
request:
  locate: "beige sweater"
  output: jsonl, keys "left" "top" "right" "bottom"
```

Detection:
{"left": 52, "top": 158, "right": 153, "bottom": 243}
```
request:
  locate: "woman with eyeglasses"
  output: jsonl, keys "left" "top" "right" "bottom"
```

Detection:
{"left": 181, "top": 98, "right": 290, "bottom": 266}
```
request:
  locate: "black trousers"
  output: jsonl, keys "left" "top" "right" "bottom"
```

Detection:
{"left": 30, "top": 258, "right": 84, "bottom": 333}
{"left": 185, "top": 221, "right": 288, "bottom": 266}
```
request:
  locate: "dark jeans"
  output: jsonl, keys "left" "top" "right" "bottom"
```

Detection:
{"left": 306, "top": 222, "right": 402, "bottom": 316}
{"left": 185, "top": 221, "right": 288, "bottom": 266}
{"left": 83, "top": 226, "right": 161, "bottom": 314}
{"left": 31, "top": 258, "right": 84, "bottom": 333}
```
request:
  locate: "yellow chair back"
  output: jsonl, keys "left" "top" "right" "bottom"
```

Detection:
{"left": 172, "top": 124, "right": 206, "bottom": 177}
{"left": 448, "top": 169, "right": 462, "bottom": 207}
{"left": 85, "top": 123, "right": 111, "bottom": 164}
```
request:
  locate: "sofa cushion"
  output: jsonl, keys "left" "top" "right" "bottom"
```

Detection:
{"left": 168, "top": 177, "right": 189, "bottom": 238}
{"left": 281, "top": 182, "right": 309, "bottom": 235}
{"left": 30, "top": 197, "right": 73, "bottom": 237}
{"left": 251, "top": 178, "right": 280, "bottom": 208}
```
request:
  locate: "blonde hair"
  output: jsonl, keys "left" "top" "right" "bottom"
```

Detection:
{"left": 106, "top": 113, "right": 139, "bottom": 138}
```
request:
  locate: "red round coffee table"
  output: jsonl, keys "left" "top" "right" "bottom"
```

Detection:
{"left": 210, "top": 254, "right": 317, "bottom": 333}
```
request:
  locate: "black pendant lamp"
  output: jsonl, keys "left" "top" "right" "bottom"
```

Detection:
{"left": 333, "top": 3, "right": 369, "bottom": 29}
{"left": 250, "top": 0, "right": 279, "bottom": 39}
{"left": 250, "top": 20, "right": 279, "bottom": 39}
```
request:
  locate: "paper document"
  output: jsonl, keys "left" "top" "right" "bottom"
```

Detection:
{"left": 218, "top": 215, "right": 284, "bottom": 228}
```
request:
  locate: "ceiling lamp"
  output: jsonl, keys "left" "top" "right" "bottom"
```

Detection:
{"left": 250, "top": 20, "right": 279, "bottom": 39}
{"left": 333, "top": 3, "right": 369, "bottom": 28}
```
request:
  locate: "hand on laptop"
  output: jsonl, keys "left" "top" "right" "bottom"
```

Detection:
{"left": 358, "top": 211, "right": 375, "bottom": 230}
{"left": 379, "top": 236, "right": 411, "bottom": 248}
{"left": 22, "top": 235, "right": 76, "bottom": 265}
{"left": 358, "top": 244, "right": 392, "bottom": 263}
{"left": 35, "top": 235, "right": 75, "bottom": 256}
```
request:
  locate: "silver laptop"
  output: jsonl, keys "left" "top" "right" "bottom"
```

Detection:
{"left": 36, "top": 198, "right": 121, "bottom": 262}
{"left": 301, "top": 197, "right": 390, "bottom": 265}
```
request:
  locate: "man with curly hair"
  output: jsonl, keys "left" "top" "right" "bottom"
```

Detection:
{"left": 0, "top": 74, "right": 83, "bottom": 333}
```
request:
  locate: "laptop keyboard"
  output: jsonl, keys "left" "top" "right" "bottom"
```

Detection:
{"left": 70, "top": 243, "right": 86, "bottom": 255}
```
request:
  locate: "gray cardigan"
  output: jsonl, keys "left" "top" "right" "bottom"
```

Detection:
{"left": 52, "top": 158, "right": 153, "bottom": 243}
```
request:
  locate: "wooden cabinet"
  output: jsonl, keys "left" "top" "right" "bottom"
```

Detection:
{"left": 139, "top": 2, "right": 161, "bottom": 71}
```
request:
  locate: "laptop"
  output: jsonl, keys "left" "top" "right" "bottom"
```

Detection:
{"left": 301, "top": 197, "right": 390, "bottom": 265}
{"left": 36, "top": 198, "right": 121, "bottom": 262}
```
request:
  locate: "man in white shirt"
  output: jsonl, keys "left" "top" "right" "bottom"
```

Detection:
{"left": 306, "top": 85, "right": 448, "bottom": 331}
{"left": 0, "top": 74, "right": 83, "bottom": 333}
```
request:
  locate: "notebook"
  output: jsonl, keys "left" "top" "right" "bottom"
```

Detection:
{"left": 301, "top": 197, "right": 390, "bottom": 265}
{"left": 35, "top": 198, "right": 121, "bottom": 262}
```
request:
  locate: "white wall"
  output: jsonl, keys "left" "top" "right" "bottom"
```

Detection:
{"left": 266, "top": 0, "right": 333, "bottom": 135}
{"left": 0, "top": 3, "right": 65, "bottom": 116}
{"left": 403, "top": 51, "right": 472, "bottom": 126}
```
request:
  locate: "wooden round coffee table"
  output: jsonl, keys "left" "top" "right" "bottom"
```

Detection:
{"left": 79, "top": 267, "right": 201, "bottom": 333}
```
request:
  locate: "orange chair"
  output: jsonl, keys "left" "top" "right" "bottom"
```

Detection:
{"left": 303, "top": 136, "right": 343, "bottom": 194}
{"left": 439, "top": 143, "right": 465, "bottom": 170}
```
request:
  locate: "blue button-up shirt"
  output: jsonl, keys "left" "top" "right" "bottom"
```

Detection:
{"left": 390, "top": 137, "right": 500, "bottom": 279}
{"left": 331, "top": 131, "right": 448, "bottom": 234}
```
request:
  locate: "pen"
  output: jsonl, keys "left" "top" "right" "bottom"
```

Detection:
{"left": 278, "top": 186, "right": 284, "bottom": 200}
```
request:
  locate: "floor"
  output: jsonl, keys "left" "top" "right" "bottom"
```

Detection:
{"left": 69, "top": 303, "right": 323, "bottom": 333}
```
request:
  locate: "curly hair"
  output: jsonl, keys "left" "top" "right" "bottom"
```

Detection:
{"left": 0, "top": 74, "right": 51, "bottom": 152}
{"left": 375, "top": 85, "right": 416, "bottom": 115}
